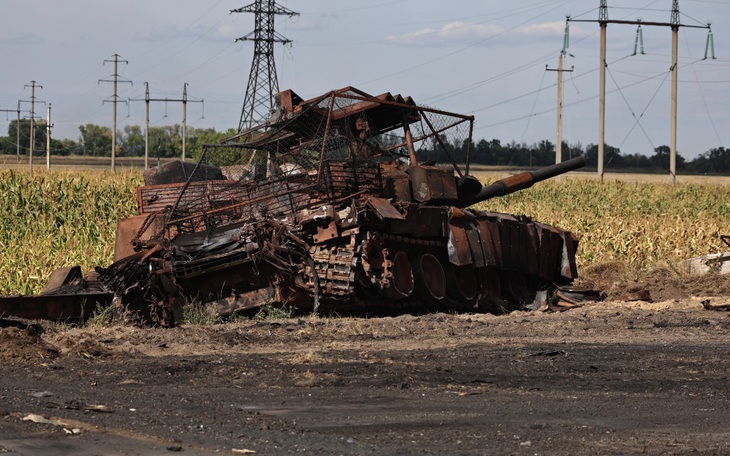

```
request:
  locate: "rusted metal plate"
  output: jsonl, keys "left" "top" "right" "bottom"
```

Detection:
{"left": 534, "top": 223, "right": 561, "bottom": 280}
{"left": 382, "top": 168, "right": 410, "bottom": 201}
{"left": 138, "top": 180, "right": 254, "bottom": 215}
{"left": 391, "top": 205, "right": 447, "bottom": 237}
{"left": 366, "top": 196, "right": 406, "bottom": 221}
{"left": 313, "top": 220, "right": 339, "bottom": 244}
{"left": 464, "top": 220, "right": 487, "bottom": 268}
{"left": 114, "top": 213, "right": 165, "bottom": 261}
{"left": 408, "top": 166, "right": 458, "bottom": 203}
{"left": 475, "top": 219, "right": 499, "bottom": 267}
{"left": 497, "top": 215, "right": 521, "bottom": 272}
{"left": 323, "top": 161, "right": 384, "bottom": 199}
{"left": 560, "top": 231, "right": 579, "bottom": 279}
{"left": 208, "top": 286, "right": 277, "bottom": 317}
{"left": 0, "top": 293, "right": 112, "bottom": 321}
{"left": 523, "top": 223, "right": 539, "bottom": 275}
{"left": 41, "top": 266, "right": 82, "bottom": 294}
{"left": 447, "top": 223, "right": 472, "bottom": 266}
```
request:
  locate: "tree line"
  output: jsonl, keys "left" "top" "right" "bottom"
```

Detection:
{"left": 417, "top": 137, "right": 730, "bottom": 175}
{"left": 1, "top": 120, "right": 729, "bottom": 174}
{"left": 0, "top": 119, "right": 236, "bottom": 162}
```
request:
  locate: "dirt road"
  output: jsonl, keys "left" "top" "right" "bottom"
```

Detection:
{"left": 1, "top": 296, "right": 730, "bottom": 455}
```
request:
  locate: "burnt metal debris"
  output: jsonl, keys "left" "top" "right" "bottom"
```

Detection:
{"left": 1, "top": 87, "right": 585, "bottom": 326}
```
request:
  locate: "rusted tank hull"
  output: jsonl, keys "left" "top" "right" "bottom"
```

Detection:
{"left": 0, "top": 87, "right": 584, "bottom": 325}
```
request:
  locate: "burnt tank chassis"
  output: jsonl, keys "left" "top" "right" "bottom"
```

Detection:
{"left": 101, "top": 87, "right": 585, "bottom": 326}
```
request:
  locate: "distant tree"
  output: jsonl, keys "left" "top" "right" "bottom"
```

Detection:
{"left": 585, "top": 143, "right": 621, "bottom": 169}
{"left": 621, "top": 152, "right": 651, "bottom": 169}
{"left": 188, "top": 127, "right": 239, "bottom": 164}
{"left": 53, "top": 138, "right": 80, "bottom": 156}
{"left": 78, "top": 124, "right": 112, "bottom": 156}
{"left": 560, "top": 141, "right": 584, "bottom": 162}
{"left": 120, "top": 125, "right": 145, "bottom": 157}
{"left": 534, "top": 139, "right": 554, "bottom": 166}
{"left": 687, "top": 147, "right": 730, "bottom": 174}
{"left": 5, "top": 119, "right": 47, "bottom": 156}
{"left": 649, "top": 145, "right": 685, "bottom": 170}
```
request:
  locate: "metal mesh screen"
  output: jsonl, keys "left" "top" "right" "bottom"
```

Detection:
{"left": 163, "top": 88, "right": 473, "bottom": 235}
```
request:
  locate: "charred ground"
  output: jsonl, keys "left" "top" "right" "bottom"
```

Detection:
{"left": 2, "top": 272, "right": 730, "bottom": 455}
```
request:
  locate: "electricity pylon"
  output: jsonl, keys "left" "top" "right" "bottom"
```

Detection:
{"left": 232, "top": 1, "right": 299, "bottom": 132}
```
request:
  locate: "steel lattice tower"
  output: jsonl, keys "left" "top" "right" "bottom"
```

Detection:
{"left": 232, "top": 1, "right": 299, "bottom": 131}
{"left": 671, "top": 0, "right": 680, "bottom": 26}
{"left": 599, "top": 0, "right": 608, "bottom": 21}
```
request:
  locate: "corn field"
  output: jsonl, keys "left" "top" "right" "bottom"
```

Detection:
{"left": 1, "top": 169, "right": 729, "bottom": 295}
{"left": 475, "top": 178, "right": 730, "bottom": 270}
{"left": 0, "top": 170, "right": 140, "bottom": 295}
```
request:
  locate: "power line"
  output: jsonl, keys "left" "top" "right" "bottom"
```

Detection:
{"left": 568, "top": 0, "right": 715, "bottom": 183}
{"left": 129, "top": 82, "right": 204, "bottom": 166}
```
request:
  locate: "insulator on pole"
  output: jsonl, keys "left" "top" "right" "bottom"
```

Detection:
{"left": 704, "top": 27, "right": 716, "bottom": 60}
{"left": 563, "top": 19, "right": 570, "bottom": 52}
{"left": 639, "top": 25, "right": 645, "bottom": 54}
{"left": 633, "top": 25, "right": 645, "bottom": 55}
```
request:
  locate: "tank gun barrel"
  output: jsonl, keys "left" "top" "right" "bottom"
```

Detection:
{"left": 467, "top": 155, "right": 586, "bottom": 206}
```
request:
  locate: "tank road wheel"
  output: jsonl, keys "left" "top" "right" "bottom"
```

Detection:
{"left": 380, "top": 250, "right": 415, "bottom": 300}
{"left": 446, "top": 265, "right": 478, "bottom": 305}
{"left": 412, "top": 253, "right": 447, "bottom": 302}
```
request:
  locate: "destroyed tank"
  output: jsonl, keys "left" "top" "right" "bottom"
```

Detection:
{"left": 92, "top": 87, "right": 585, "bottom": 326}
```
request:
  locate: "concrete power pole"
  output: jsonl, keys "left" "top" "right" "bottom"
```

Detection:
{"left": 24, "top": 80, "right": 43, "bottom": 170}
{"left": 547, "top": 21, "right": 574, "bottom": 170}
{"left": 46, "top": 104, "right": 52, "bottom": 169}
{"left": 99, "top": 54, "right": 132, "bottom": 172}
{"left": 670, "top": 0, "right": 679, "bottom": 185}
{"left": 232, "top": 0, "right": 299, "bottom": 131}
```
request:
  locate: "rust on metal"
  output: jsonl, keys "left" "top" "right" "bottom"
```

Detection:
{"left": 0, "top": 86, "right": 586, "bottom": 325}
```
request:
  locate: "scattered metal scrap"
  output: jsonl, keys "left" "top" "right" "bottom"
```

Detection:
{"left": 1, "top": 87, "right": 586, "bottom": 326}
{"left": 701, "top": 299, "right": 730, "bottom": 311}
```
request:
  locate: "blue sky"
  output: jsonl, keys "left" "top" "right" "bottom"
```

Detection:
{"left": 0, "top": 0, "right": 728, "bottom": 159}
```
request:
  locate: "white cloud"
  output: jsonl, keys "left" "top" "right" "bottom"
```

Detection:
{"left": 384, "top": 20, "right": 590, "bottom": 47}
{"left": 384, "top": 22, "right": 503, "bottom": 47}
{"left": 515, "top": 21, "right": 567, "bottom": 38}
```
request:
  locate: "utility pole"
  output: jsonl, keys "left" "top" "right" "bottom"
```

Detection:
{"left": 670, "top": 0, "right": 679, "bottom": 185}
{"left": 232, "top": 0, "right": 299, "bottom": 131}
{"left": 145, "top": 83, "right": 150, "bottom": 168}
{"left": 569, "top": 0, "right": 713, "bottom": 184}
{"left": 546, "top": 20, "right": 574, "bottom": 170}
{"left": 129, "top": 83, "right": 203, "bottom": 164}
{"left": 23, "top": 81, "right": 43, "bottom": 170}
{"left": 46, "top": 104, "right": 52, "bottom": 170}
{"left": 0, "top": 104, "right": 22, "bottom": 162}
{"left": 99, "top": 54, "right": 132, "bottom": 172}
